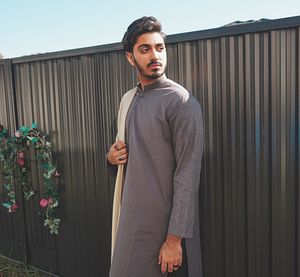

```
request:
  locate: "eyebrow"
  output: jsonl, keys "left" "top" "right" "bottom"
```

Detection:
{"left": 137, "top": 43, "right": 165, "bottom": 49}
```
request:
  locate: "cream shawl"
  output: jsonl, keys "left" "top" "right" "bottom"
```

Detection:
{"left": 111, "top": 87, "right": 137, "bottom": 260}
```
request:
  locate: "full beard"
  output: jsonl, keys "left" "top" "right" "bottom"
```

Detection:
{"left": 133, "top": 57, "right": 166, "bottom": 80}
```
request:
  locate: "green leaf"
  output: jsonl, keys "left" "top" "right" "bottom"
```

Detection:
{"left": 40, "top": 162, "right": 50, "bottom": 170}
{"left": 24, "top": 190, "right": 35, "bottom": 200}
{"left": 54, "top": 218, "right": 61, "bottom": 224}
{"left": 0, "top": 128, "right": 8, "bottom": 136}
{"left": 50, "top": 227, "right": 59, "bottom": 235}
{"left": 20, "top": 126, "right": 30, "bottom": 135}
{"left": 7, "top": 191, "right": 15, "bottom": 198}
{"left": 4, "top": 184, "right": 14, "bottom": 190}
{"left": 43, "top": 165, "right": 56, "bottom": 179}
{"left": 27, "top": 136, "right": 39, "bottom": 144}
{"left": 37, "top": 152, "right": 50, "bottom": 159}
{"left": 31, "top": 122, "right": 38, "bottom": 129}
{"left": 46, "top": 141, "right": 51, "bottom": 146}
{"left": 2, "top": 203, "right": 11, "bottom": 209}
{"left": 51, "top": 201, "right": 59, "bottom": 208}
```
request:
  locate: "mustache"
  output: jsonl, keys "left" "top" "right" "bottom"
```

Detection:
{"left": 147, "top": 61, "right": 162, "bottom": 67}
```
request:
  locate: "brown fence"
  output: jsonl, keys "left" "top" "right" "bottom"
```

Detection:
{"left": 0, "top": 16, "right": 300, "bottom": 277}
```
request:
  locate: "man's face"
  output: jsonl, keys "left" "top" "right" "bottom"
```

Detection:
{"left": 126, "top": 32, "right": 167, "bottom": 85}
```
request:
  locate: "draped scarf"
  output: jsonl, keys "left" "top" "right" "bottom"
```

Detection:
{"left": 111, "top": 87, "right": 137, "bottom": 260}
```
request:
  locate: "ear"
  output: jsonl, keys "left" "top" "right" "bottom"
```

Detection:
{"left": 126, "top": 52, "right": 135, "bottom": 66}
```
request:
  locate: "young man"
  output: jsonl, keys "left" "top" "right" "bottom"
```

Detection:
{"left": 107, "top": 16, "right": 203, "bottom": 277}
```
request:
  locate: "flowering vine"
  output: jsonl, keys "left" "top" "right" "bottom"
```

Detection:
{"left": 0, "top": 123, "right": 61, "bottom": 234}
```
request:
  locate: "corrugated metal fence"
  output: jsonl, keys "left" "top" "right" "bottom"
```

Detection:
{"left": 0, "top": 16, "right": 299, "bottom": 277}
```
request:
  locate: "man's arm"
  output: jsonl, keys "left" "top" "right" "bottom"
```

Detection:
{"left": 158, "top": 234, "right": 183, "bottom": 273}
{"left": 159, "top": 96, "right": 204, "bottom": 273}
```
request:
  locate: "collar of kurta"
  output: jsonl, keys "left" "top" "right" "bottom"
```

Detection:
{"left": 137, "top": 74, "right": 168, "bottom": 93}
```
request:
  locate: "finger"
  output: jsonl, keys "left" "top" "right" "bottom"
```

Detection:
{"left": 114, "top": 141, "right": 126, "bottom": 150}
{"left": 120, "top": 153, "right": 128, "bottom": 159}
{"left": 112, "top": 150, "right": 125, "bottom": 160}
{"left": 158, "top": 252, "right": 162, "bottom": 265}
{"left": 178, "top": 248, "right": 183, "bottom": 266}
{"left": 109, "top": 144, "right": 116, "bottom": 153}
{"left": 179, "top": 253, "right": 183, "bottom": 266}
{"left": 112, "top": 141, "right": 120, "bottom": 149}
{"left": 168, "top": 264, "right": 174, "bottom": 273}
{"left": 116, "top": 140, "right": 126, "bottom": 145}
{"left": 109, "top": 155, "right": 125, "bottom": 165}
{"left": 117, "top": 153, "right": 128, "bottom": 161}
{"left": 117, "top": 148, "right": 128, "bottom": 155}
{"left": 118, "top": 159, "right": 127, "bottom": 164}
{"left": 161, "top": 261, "right": 167, "bottom": 274}
{"left": 118, "top": 155, "right": 125, "bottom": 161}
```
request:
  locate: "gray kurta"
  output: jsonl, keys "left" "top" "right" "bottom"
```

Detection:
{"left": 109, "top": 75, "right": 203, "bottom": 277}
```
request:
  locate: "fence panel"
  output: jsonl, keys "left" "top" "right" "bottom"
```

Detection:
{"left": 0, "top": 60, "right": 26, "bottom": 263}
{"left": 11, "top": 53, "right": 136, "bottom": 276}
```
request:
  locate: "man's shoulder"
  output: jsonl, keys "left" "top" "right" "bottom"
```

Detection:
{"left": 166, "top": 79, "right": 200, "bottom": 108}
{"left": 166, "top": 79, "right": 189, "bottom": 97}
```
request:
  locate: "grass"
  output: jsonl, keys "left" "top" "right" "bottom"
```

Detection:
{"left": 0, "top": 256, "right": 47, "bottom": 277}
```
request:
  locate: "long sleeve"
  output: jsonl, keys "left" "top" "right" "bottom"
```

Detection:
{"left": 167, "top": 96, "right": 204, "bottom": 238}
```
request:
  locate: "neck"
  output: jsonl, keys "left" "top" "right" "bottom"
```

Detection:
{"left": 139, "top": 79, "right": 156, "bottom": 90}
{"left": 138, "top": 74, "right": 164, "bottom": 90}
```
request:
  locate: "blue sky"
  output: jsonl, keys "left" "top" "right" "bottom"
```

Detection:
{"left": 1, "top": 0, "right": 300, "bottom": 58}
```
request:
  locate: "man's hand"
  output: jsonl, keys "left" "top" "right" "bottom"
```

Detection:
{"left": 158, "top": 234, "right": 182, "bottom": 274}
{"left": 107, "top": 140, "right": 128, "bottom": 165}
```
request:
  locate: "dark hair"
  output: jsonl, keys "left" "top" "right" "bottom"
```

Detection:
{"left": 122, "top": 16, "right": 166, "bottom": 52}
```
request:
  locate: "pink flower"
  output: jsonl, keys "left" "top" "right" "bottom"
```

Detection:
{"left": 15, "top": 131, "right": 21, "bottom": 138}
{"left": 8, "top": 204, "right": 18, "bottom": 213}
{"left": 40, "top": 199, "right": 49, "bottom": 208}
{"left": 18, "top": 152, "right": 25, "bottom": 159}
{"left": 17, "top": 158, "right": 25, "bottom": 167}
{"left": 54, "top": 171, "right": 60, "bottom": 177}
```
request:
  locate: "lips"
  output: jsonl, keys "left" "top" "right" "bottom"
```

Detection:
{"left": 148, "top": 62, "right": 162, "bottom": 69}
{"left": 148, "top": 63, "right": 161, "bottom": 69}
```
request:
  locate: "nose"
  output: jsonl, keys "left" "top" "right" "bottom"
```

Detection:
{"left": 150, "top": 49, "right": 159, "bottom": 60}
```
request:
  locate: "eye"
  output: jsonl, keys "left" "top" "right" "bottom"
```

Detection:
{"left": 157, "top": 45, "right": 165, "bottom": 52}
{"left": 139, "top": 47, "right": 149, "bottom": 54}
